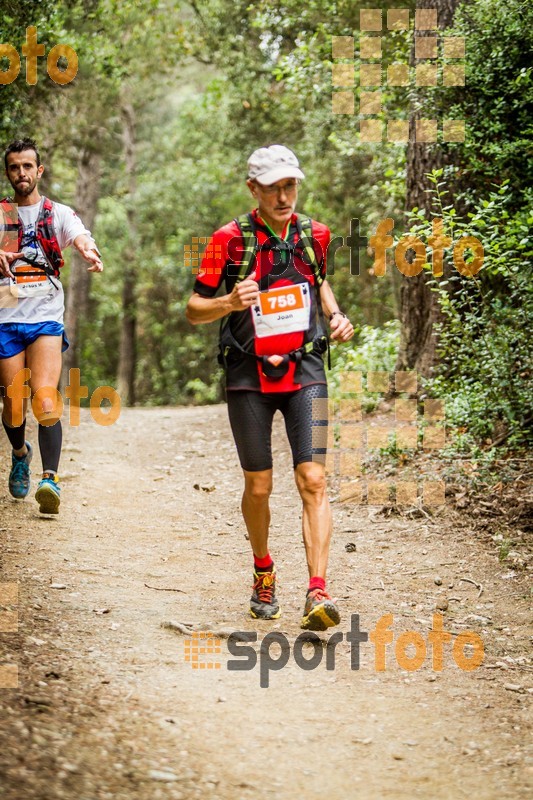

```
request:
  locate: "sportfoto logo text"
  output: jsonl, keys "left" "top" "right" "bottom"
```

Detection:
{"left": 185, "top": 217, "right": 484, "bottom": 280}
{"left": 184, "top": 613, "right": 484, "bottom": 688}
{"left": 0, "top": 27, "right": 78, "bottom": 86}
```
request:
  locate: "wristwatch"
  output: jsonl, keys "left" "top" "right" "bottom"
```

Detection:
{"left": 329, "top": 310, "right": 347, "bottom": 321}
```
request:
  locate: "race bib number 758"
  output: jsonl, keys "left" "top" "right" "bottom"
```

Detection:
{"left": 252, "top": 283, "right": 311, "bottom": 338}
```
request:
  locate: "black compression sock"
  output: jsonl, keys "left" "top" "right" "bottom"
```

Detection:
{"left": 3, "top": 418, "right": 26, "bottom": 452}
{"left": 38, "top": 421, "right": 62, "bottom": 474}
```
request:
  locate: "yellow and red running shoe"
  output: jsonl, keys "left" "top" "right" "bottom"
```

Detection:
{"left": 300, "top": 588, "right": 340, "bottom": 631}
{"left": 250, "top": 568, "right": 281, "bottom": 620}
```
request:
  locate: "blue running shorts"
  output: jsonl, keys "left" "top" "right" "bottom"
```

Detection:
{"left": 0, "top": 322, "right": 70, "bottom": 359}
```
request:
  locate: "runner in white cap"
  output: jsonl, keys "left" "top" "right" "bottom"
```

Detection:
{"left": 186, "top": 145, "right": 353, "bottom": 630}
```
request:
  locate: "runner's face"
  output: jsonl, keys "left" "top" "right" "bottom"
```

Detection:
{"left": 248, "top": 179, "right": 299, "bottom": 229}
{"left": 5, "top": 150, "right": 44, "bottom": 197}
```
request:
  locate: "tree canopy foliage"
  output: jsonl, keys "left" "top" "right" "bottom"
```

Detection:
{"left": 1, "top": 0, "right": 531, "bottom": 446}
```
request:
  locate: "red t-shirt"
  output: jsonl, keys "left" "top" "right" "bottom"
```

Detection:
{"left": 193, "top": 210, "right": 330, "bottom": 392}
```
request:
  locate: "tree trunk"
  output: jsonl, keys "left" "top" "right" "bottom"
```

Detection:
{"left": 116, "top": 99, "right": 138, "bottom": 406}
{"left": 395, "top": 0, "right": 460, "bottom": 377}
{"left": 61, "top": 148, "right": 101, "bottom": 388}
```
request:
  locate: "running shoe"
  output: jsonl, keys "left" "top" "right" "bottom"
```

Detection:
{"left": 8, "top": 442, "right": 33, "bottom": 499}
{"left": 300, "top": 588, "right": 340, "bottom": 631}
{"left": 250, "top": 567, "right": 280, "bottom": 620}
{"left": 35, "top": 473, "right": 61, "bottom": 515}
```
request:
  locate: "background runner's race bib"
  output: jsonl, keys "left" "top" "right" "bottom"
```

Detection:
{"left": 10, "top": 264, "right": 52, "bottom": 298}
{"left": 252, "top": 283, "right": 311, "bottom": 338}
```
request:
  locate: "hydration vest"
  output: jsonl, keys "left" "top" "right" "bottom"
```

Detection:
{"left": 228, "top": 212, "right": 325, "bottom": 288}
{"left": 0, "top": 196, "right": 64, "bottom": 277}
{"left": 218, "top": 213, "right": 330, "bottom": 381}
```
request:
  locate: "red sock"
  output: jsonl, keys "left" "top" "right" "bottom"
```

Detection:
{"left": 254, "top": 553, "right": 273, "bottom": 571}
{"left": 308, "top": 576, "right": 326, "bottom": 593}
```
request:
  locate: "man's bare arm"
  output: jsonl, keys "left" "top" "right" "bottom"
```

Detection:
{"left": 73, "top": 234, "right": 103, "bottom": 272}
{"left": 186, "top": 271, "right": 259, "bottom": 325}
{"left": 319, "top": 280, "right": 354, "bottom": 342}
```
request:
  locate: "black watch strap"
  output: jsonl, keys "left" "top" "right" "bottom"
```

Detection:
{"left": 329, "top": 310, "right": 347, "bottom": 321}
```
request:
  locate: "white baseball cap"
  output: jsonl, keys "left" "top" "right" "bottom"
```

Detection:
{"left": 247, "top": 145, "right": 305, "bottom": 185}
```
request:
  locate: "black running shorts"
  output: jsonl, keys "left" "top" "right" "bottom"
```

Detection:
{"left": 226, "top": 384, "right": 329, "bottom": 472}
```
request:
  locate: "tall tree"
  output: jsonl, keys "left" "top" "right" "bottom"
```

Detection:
{"left": 61, "top": 147, "right": 102, "bottom": 385}
{"left": 116, "top": 99, "right": 137, "bottom": 405}
{"left": 395, "top": 0, "right": 460, "bottom": 377}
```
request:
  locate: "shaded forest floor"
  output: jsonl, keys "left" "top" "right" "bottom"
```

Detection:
{"left": 0, "top": 406, "right": 531, "bottom": 799}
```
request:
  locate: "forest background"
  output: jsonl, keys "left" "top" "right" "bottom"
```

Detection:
{"left": 1, "top": 0, "right": 531, "bottom": 462}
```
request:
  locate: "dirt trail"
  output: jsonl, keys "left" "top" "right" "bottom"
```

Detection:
{"left": 0, "top": 406, "right": 531, "bottom": 800}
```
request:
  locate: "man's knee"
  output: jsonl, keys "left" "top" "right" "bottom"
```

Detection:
{"left": 244, "top": 473, "right": 273, "bottom": 502}
{"left": 296, "top": 463, "right": 327, "bottom": 497}
{"left": 31, "top": 387, "right": 63, "bottom": 425}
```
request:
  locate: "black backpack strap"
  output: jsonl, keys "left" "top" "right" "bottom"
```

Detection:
{"left": 231, "top": 212, "right": 258, "bottom": 283}
{"left": 295, "top": 214, "right": 330, "bottom": 369}
{"left": 219, "top": 213, "right": 260, "bottom": 364}
{"left": 295, "top": 215, "right": 324, "bottom": 287}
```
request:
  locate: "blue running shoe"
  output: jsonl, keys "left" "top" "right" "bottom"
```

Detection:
{"left": 9, "top": 442, "right": 33, "bottom": 499}
{"left": 35, "top": 473, "right": 61, "bottom": 515}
